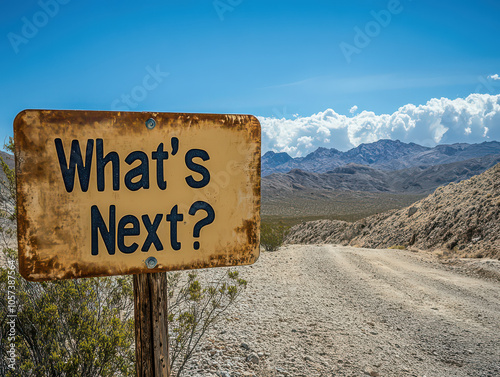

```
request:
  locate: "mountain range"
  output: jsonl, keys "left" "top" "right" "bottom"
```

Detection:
{"left": 263, "top": 153, "right": 500, "bottom": 195}
{"left": 262, "top": 140, "right": 500, "bottom": 176}
{"left": 262, "top": 139, "right": 500, "bottom": 223}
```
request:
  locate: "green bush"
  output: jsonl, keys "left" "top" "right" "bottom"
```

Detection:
{"left": 260, "top": 222, "right": 289, "bottom": 251}
{"left": 389, "top": 244, "right": 406, "bottom": 250}
{"left": 0, "top": 269, "right": 136, "bottom": 377}
{"left": 167, "top": 270, "right": 247, "bottom": 376}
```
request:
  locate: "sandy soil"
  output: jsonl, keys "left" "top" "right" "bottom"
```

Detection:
{"left": 185, "top": 245, "right": 500, "bottom": 377}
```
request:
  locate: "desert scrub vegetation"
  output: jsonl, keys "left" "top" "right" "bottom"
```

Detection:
{"left": 167, "top": 270, "right": 247, "bottom": 376}
{"left": 0, "top": 266, "right": 136, "bottom": 376}
{"left": 261, "top": 190, "right": 426, "bottom": 222}
{"left": 260, "top": 221, "right": 289, "bottom": 251}
{"left": 0, "top": 139, "right": 247, "bottom": 376}
{"left": 0, "top": 257, "right": 247, "bottom": 377}
{"left": 389, "top": 245, "right": 406, "bottom": 250}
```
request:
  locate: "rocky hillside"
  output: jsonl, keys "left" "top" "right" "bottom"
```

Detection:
{"left": 263, "top": 139, "right": 500, "bottom": 176}
{"left": 285, "top": 163, "right": 500, "bottom": 259}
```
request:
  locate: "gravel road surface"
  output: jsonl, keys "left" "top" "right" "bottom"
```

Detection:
{"left": 185, "top": 245, "right": 500, "bottom": 377}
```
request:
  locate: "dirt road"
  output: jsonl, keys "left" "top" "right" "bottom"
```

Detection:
{"left": 187, "top": 245, "right": 500, "bottom": 377}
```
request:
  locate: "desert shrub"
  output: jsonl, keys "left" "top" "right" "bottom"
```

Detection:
{"left": 389, "top": 245, "right": 406, "bottom": 250}
{"left": 167, "top": 270, "right": 247, "bottom": 376}
{"left": 0, "top": 268, "right": 136, "bottom": 377}
{"left": 260, "top": 222, "right": 289, "bottom": 251}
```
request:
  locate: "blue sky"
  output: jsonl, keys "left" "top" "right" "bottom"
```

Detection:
{"left": 1, "top": 0, "right": 500, "bottom": 154}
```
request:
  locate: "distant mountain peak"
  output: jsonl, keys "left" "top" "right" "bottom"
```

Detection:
{"left": 261, "top": 139, "right": 500, "bottom": 176}
{"left": 261, "top": 150, "right": 293, "bottom": 169}
{"left": 303, "top": 147, "right": 340, "bottom": 161}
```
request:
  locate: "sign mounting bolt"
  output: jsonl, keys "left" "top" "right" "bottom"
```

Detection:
{"left": 145, "top": 118, "right": 156, "bottom": 130}
{"left": 145, "top": 257, "right": 158, "bottom": 269}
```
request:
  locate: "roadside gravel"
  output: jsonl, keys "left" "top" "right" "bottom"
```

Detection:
{"left": 181, "top": 245, "right": 500, "bottom": 377}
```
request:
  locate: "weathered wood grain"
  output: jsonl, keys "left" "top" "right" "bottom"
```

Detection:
{"left": 134, "top": 273, "right": 170, "bottom": 377}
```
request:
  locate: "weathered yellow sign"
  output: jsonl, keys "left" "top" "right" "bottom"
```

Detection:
{"left": 14, "top": 110, "right": 261, "bottom": 281}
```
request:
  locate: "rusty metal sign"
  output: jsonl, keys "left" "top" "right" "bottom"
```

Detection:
{"left": 14, "top": 110, "right": 261, "bottom": 281}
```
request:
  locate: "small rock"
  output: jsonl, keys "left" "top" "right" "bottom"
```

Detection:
{"left": 246, "top": 353, "right": 259, "bottom": 364}
{"left": 240, "top": 343, "right": 250, "bottom": 350}
{"left": 408, "top": 207, "right": 418, "bottom": 217}
{"left": 304, "top": 355, "right": 314, "bottom": 362}
{"left": 276, "top": 367, "right": 289, "bottom": 376}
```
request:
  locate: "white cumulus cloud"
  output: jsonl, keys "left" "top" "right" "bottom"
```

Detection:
{"left": 489, "top": 74, "right": 500, "bottom": 81}
{"left": 258, "top": 93, "right": 500, "bottom": 157}
{"left": 349, "top": 105, "right": 358, "bottom": 114}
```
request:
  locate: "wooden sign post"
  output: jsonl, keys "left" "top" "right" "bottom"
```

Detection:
{"left": 134, "top": 273, "right": 170, "bottom": 376}
{"left": 14, "top": 110, "right": 261, "bottom": 376}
